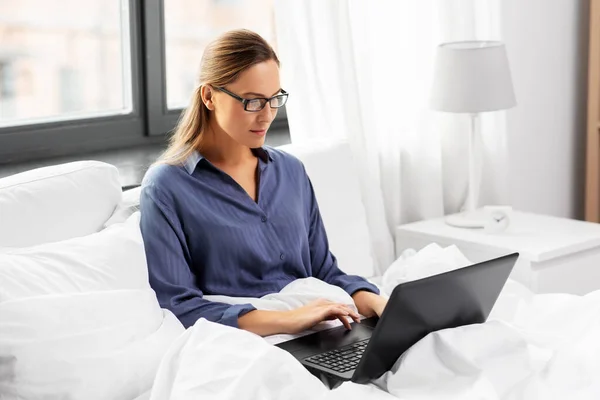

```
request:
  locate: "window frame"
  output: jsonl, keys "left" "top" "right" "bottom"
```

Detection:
{"left": 143, "top": 0, "right": 181, "bottom": 136}
{"left": 0, "top": 0, "right": 288, "bottom": 164}
{"left": 0, "top": 0, "right": 158, "bottom": 164}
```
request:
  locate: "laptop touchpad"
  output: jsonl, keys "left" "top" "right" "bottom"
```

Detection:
{"left": 293, "top": 323, "right": 374, "bottom": 355}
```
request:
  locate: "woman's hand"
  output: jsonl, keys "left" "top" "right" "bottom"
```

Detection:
{"left": 351, "top": 290, "right": 388, "bottom": 318}
{"left": 281, "top": 299, "right": 361, "bottom": 334}
{"left": 238, "top": 293, "right": 386, "bottom": 337}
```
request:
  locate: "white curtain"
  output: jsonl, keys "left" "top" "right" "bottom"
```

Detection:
{"left": 274, "top": 0, "right": 508, "bottom": 271}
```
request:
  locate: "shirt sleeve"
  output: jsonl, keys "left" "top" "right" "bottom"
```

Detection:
{"left": 139, "top": 183, "right": 256, "bottom": 329}
{"left": 302, "top": 169, "right": 380, "bottom": 297}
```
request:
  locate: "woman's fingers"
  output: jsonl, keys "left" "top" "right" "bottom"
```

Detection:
{"left": 338, "top": 304, "right": 361, "bottom": 322}
{"left": 326, "top": 304, "right": 359, "bottom": 316}
{"left": 326, "top": 306, "right": 356, "bottom": 330}
{"left": 349, "top": 313, "right": 361, "bottom": 324}
{"left": 338, "top": 315, "right": 352, "bottom": 330}
{"left": 313, "top": 302, "right": 361, "bottom": 330}
{"left": 329, "top": 307, "right": 353, "bottom": 330}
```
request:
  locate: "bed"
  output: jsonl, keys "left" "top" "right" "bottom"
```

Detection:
{"left": 1, "top": 141, "right": 599, "bottom": 399}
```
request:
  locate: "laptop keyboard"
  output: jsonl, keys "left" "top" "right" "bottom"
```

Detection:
{"left": 304, "top": 339, "right": 369, "bottom": 373}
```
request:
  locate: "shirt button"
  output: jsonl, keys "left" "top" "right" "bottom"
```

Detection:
{"left": 261, "top": 216, "right": 267, "bottom": 223}
{"left": 279, "top": 253, "right": 285, "bottom": 260}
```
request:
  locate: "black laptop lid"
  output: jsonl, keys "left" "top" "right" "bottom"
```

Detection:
{"left": 351, "top": 252, "right": 519, "bottom": 383}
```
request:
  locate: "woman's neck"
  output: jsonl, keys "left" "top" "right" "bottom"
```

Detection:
{"left": 199, "top": 123, "right": 256, "bottom": 168}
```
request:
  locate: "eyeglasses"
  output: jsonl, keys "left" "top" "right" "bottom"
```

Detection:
{"left": 214, "top": 86, "right": 288, "bottom": 112}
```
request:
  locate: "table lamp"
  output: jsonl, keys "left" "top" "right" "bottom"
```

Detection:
{"left": 429, "top": 41, "right": 516, "bottom": 228}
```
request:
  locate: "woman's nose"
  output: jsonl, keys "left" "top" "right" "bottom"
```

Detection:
{"left": 259, "top": 104, "right": 274, "bottom": 121}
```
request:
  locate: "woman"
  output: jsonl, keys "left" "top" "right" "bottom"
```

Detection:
{"left": 140, "top": 29, "right": 387, "bottom": 337}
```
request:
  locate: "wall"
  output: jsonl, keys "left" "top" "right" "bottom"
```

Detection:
{"left": 502, "top": 0, "right": 590, "bottom": 219}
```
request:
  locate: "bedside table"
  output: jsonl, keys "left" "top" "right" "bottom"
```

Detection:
{"left": 395, "top": 211, "right": 600, "bottom": 295}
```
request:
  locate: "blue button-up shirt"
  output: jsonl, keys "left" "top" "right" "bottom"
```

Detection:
{"left": 139, "top": 146, "right": 379, "bottom": 329}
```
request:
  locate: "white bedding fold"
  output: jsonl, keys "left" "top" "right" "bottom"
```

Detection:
{"left": 149, "top": 318, "right": 396, "bottom": 400}
{"left": 148, "top": 244, "right": 600, "bottom": 399}
{"left": 205, "top": 277, "right": 363, "bottom": 345}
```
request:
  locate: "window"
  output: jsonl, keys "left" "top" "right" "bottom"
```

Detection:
{"left": 59, "top": 67, "right": 83, "bottom": 113}
{"left": 0, "top": 62, "right": 16, "bottom": 119}
{"left": 0, "top": 0, "right": 288, "bottom": 163}
{"left": 0, "top": 62, "right": 16, "bottom": 97}
{"left": 0, "top": 0, "right": 132, "bottom": 127}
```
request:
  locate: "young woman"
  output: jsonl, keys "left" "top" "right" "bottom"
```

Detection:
{"left": 140, "top": 29, "right": 387, "bottom": 337}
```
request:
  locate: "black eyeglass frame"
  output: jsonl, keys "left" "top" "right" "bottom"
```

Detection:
{"left": 213, "top": 86, "right": 288, "bottom": 112}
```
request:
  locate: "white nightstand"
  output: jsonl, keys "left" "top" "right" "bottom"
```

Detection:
{"left": 395, "top": 211, "right": 600, "bottom": 295}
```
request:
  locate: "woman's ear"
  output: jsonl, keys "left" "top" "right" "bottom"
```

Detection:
{"left": 201, "top": 85, "right": 215, "bottom": 110}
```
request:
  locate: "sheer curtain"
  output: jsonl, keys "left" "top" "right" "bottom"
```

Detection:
{"left": 274, "top": 0, "right": 508, "bottom": 272}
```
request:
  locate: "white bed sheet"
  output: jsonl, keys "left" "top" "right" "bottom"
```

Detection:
{"left": 132, "top": 391, "right": 151, "bottom": 400}
{"left": 144, "top": 245, "right": 600, "bottom": 399}
{"left": 146, "top": 283, "right": 600, "bottom": 399}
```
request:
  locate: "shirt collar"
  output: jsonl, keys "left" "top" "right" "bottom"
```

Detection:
{"left": 183, "top": 146, "right": 273, "bottom": 175}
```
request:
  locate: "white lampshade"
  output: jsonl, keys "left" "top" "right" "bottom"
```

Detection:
{"left": 430, "top": 41, "right": 516, "bottom": 113}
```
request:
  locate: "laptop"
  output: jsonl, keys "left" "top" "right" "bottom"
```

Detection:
{"left": 276, "top": 252, "right": 519, "bottom": 385}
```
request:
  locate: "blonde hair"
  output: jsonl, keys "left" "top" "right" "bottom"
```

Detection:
{"left": 157, "top": 29, "right": 280, "bottom": 166}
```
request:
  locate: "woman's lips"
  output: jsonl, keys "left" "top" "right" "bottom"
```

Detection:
{"left": 250, "top": 129, "right": 267, "bottom": 137}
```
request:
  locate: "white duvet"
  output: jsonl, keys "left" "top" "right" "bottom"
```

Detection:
{"left": 146, "top": 244, "right": 600, "bottom": 400}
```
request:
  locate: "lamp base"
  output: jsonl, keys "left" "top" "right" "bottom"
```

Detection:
{"left": 445, "top": 210, "right": 486, "bottom": 229}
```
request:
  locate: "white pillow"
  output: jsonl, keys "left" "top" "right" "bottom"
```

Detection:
{"left": 0, "top": 212, "right": 148, "bottom": 301}
{"left": 0, "top": 161, "right": 122, "bottom": 248}
{"left": 278, "top": 141, "right": 375, "bottom": 277}
{"left": 0, "top": 213, "right": 185, "bottom": 400}
{"left": 103, "top": 186, "right": 142, "bottom": 228}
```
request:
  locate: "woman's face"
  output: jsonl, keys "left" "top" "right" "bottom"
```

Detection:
{"left": 211, "top": 60, "right": 281, "bottom": 148}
